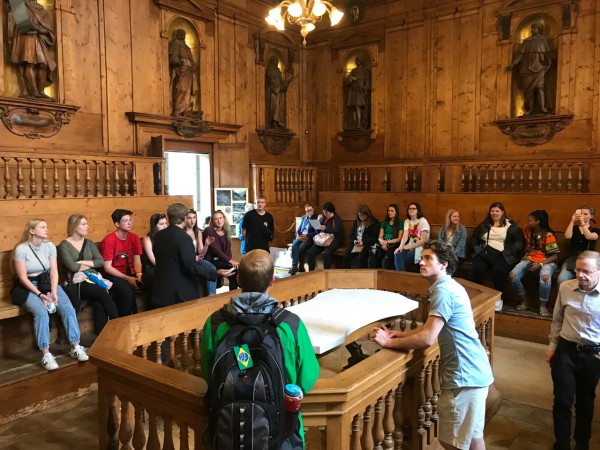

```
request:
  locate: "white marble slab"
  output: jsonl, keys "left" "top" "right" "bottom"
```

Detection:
{"left": 287, "top": 289, "right": 418, "bottom": 354}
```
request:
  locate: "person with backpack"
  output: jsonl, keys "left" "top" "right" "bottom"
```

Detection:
{"left": 201, "top": 249, "right": 319, "bottom": 449}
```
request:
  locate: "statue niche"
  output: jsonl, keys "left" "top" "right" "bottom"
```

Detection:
{"left": 6, "top": 0, "right": 57, "bottom": 101}
{"left": 168, "top": 26, "right": 199, "bottom": 117}
{"left": 265, "top": 54, "right": 293, "bottom": 130}
{"left": 343, "top": 55, "right": 371, "bottom": 130}
{"left": 506, "top": 20, "right": 557, "bottom": 117}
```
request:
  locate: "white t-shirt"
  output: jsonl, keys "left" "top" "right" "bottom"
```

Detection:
{"left": 14, "top": 241, "right": 56, "bottom": 276}
{"left": 484, "top": 225, "right": 509, "bottom": 252}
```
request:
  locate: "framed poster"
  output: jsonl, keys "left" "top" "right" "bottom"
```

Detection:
{"left": 214, "top": 188, "right": 248, "bottom": 238}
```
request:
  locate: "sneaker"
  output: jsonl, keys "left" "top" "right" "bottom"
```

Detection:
{"left": 494, "top": 299, "right": 503, "bottom": 312}
{"left": 540, "top": 306, "right": 551, "bottom": 317}
{"left": 70, "top": 345, "right": 89, "bottom": 362}
{"left": 289, "top": 266, "right": 299, "bottom": 276}
{"left": 42, "top": 353, "right": 59, "bottom": 371}
{"left": 515, "top": 302, "right": 530, "bottom": 311}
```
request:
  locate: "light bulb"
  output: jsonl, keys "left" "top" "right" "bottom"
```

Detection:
{"left": 329, "top": 7, "right": 343, "bottom": 26}
{"left": 275, "top": 19, "right": 286, "bottom": 30}
{"left": 288, "top": 2, "right": 303, "bottom": 17}
{"left": 268, "top": 7, "right": 282, "bottom": 20}
{"left": 312, "top": 0, "right": 326, "bottom": 17}
{"left": 305, "top": 22, "right": 315, "bottom": 32}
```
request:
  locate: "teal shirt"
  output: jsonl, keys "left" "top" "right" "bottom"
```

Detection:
{"left": 380, "top": 220, "right": 402, "bottom": 240}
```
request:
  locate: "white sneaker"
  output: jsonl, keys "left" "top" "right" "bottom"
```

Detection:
{"left": 70, "top": 345, "right": 89, "bottom": 362}
{"left": 494, "top": 299, "right": 504, "bottom": 312}
{"left": 42, "top": 353, "right": 59, "bottom": 371}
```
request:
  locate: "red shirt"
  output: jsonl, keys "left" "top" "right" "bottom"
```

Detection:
{"left": 101, "top": 231, "right": 142, "bottom": 276}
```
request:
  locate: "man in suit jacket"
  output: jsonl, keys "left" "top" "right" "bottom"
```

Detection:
{"left": 152, "top": 202, "right": 217, "bottom": 308}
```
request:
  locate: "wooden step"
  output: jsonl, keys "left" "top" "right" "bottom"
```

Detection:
{"left": 0, "top": 340, "right": 97, "bottom": 424}
{"left": 494, "top": 307, "right": 552, "bottom": 345}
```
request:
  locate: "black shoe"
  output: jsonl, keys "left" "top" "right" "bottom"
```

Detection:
{"left": 289, "top": 266, "right": 299, "bottom": 275}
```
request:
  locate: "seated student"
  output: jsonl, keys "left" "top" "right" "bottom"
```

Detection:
{"left": 394, "top": 202, "right": 430, "bottom": 272}
{"left": 438, "top": 209, "right": 467, "bottom": 267}
{"left": 200, "top": 249, "right": 319, "bottom": 448}
{"left": 58, "top": 214, "right": 119, "bottom": 335}
{"left": 203, "top": 210, "right": 239, "bottom": 292}
{"left": 13, "top": 219, "right": 88, "bottom": 371}
{"left": 306, "top": 202, "right": 343, "bottom": 270}
{"left": 100, "top": 209, "right": 140, "bottom": 316}
{"left": 152, "top": 203, "right": 217, "bottom": 308}
{"left": 557, "top": 205, "right": 599, "bottom": 284}
{"left": 509, "top": 210, "right": 559, "bottom": 317}
{"left": 342, "top": 205, "right": 379, "bottom": 269}
{"left": 369, "top": 203, "right": 403, "bottom": 270}
{"left": 289, "top": 203, "right": 318, "bottom": 275}
{"left": 141, "top": 213, "right": 168, "bottom": 305}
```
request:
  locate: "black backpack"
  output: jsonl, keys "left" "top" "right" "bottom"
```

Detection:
{"left": 206, "top": 308, "right": 291, "bottom": 450}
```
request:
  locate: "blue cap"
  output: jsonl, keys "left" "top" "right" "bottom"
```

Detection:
{"left": 284, "top": 384, "right": 302, "bottom": 397}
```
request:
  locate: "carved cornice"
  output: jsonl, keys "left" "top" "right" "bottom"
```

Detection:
{"left": 153, "top": 0, "right": 215, "bottom": 21}
{"left": 493, "top": 114, "right": 573, "bottom": 147}
{"left": 0, "top": 97, "right": 79, "bottom": 139}
{"left": 337, "top": 129, "right": 375, "bottom": 152}
{"left": 126, "top": 111, "right": 241, "bottom": 141}
{"left": 256, "top": 128, "right": 296, "bottom": 155}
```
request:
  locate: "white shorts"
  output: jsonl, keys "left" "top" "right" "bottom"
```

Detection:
{"left": 437, "top": 386, "right": 488, "bottom": 450}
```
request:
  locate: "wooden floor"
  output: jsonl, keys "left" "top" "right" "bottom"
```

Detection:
{"left": 1, "top": 336, "right": 599, "bottom": 449}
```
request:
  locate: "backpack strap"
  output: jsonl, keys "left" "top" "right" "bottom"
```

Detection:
{"left": 28, "top": 244, "right": 48, "bottom": 271}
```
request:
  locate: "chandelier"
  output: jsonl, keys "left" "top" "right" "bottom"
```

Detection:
{"left": 265, "top": 0, "right": 344, "bottom": 45}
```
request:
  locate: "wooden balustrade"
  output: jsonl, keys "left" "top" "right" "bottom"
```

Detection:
{"left": 251, "top": 163, "right": 318, "bottom": 205}
{"left": 0, "top": 153, "right": 161, "bottom": 199}
{"left": 91, "top": 270, "right": 499, "bottom": 450}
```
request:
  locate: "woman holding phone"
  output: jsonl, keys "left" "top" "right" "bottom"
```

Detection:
{"left": 557, "top": 205, "right": 599, "bottom": 284}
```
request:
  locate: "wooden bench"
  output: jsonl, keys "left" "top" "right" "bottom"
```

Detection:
{"left": 0, "top": 195, "right": 191, "bottom": 356}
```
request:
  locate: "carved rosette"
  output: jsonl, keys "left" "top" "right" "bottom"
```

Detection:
{"left": 172, "top": 117, "right": 211, "bottom": 138}
{"left": 0, "top": 97, "right": 79, "bottom": 139}
{"left": 256, "top": 128, "right": 295, "bottom": 155}
{"left": 493, "top": 115, "right": 573, "bottom": 147}
{"left": 337, "top": 129, "right": 374, "bottom": 152}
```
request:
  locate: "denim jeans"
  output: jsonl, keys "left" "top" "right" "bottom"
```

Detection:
{"left": 557, "top": 263, "right": 575, "bottom": 285}
{"left": 394, "top": 248, "right": 416, "bottom": 272}
{"left": 510, "top": 260, "right": 555, "bottom": 301}
{"left": 23, "top": 282, "right": 81, "bottom": 350}
{"left": 291, "top": 238, "right": 313, "bottom": 267}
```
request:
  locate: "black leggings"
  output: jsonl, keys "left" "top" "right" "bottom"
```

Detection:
{"left": 104, "top": 275, "right": 137, "bottom": 316}
{"left": 210, "top": 258, "right": 239, "bottom": 290}
{"left": 64, "top": 282, "right": 119, "bottom": 334}
{"left": 469, "top": 247, "right": 511, "bottom": 291}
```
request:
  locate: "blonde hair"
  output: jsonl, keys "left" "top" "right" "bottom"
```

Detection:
{"left": 67, "top": 214, "right": 86, "bottom": 236}
{"left": 210, "top": 210, "right": 231, "bottom": 240}
{"left": 444, "top": 209, "right": 461, "bottom": 235}
{"left": 16, "top": 219, "right": 47, "bottom": 247}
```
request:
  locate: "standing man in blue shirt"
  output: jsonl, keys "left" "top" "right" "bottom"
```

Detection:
{"left": 289, "top": 203, "right": 318, "bottom": 275}
{"left": 371, "top": 240, "right": 493, "bottom": 450}
{"left": 546, "top": 250, "right": 600, "bottom": 450}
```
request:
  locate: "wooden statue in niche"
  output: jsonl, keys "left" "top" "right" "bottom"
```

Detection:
{"left": 343, "top": 56, "right": 370, "bottom": 130}
{"left": 169, "top": 28, "right": 196, "bottom": 116}
{"left": 507, "top": 23, "right": 553, "bottom": 116}
{"left": 6, "top": 0, "right": 56, "bottom": 101}
{"left": 265, "top": 55, "right": 292, "bottom": 129}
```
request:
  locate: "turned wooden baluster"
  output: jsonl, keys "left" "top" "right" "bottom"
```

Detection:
{"left": 423, "top": 362, "right": 433, "bottom": 444}
{"left": 63, "top": 159, "right": 71, "bottom": 197}
{"left": 95, "top": 161, "right": 102, "bottom": 196}
{"left": 431, "top": 358, "right": 441, "bottom": 436}
{"left": 259, "top": 167, "right": 265, "bottom": 194}
{"left": 105, "top": 161, "right": 112, "bottom": 195}
{"left": 518, "top": 164, "right": 525, "bottom": 191}
{"left": 52, "top": 159, "right": 59, "bottom": 196}
{"left": 147, "top": 410, "right": 160, "bottom": 450}
{"left": 28, "top": 158, "right": 37, "bottom": 198}
{"left": 402, "top": 381, "right": 412, "bottom": 450}
{"left": 557, "top": 163, "right": 563, "bottom": 191}
{"left": 75, "top": 160, "right": 83, "bottom": 197}
{"left": 483, "top": 166, "right": 489, "bottom": 191}
{"left": 527, "top": 164, "right": 533, "bottom": 191}
{"left": 567, "top": 163, "right": 573, "bottom": 192}
{"left": 156, "top": 339, "right": 164, "bottom": 365}
{"left": 192, "top": 329, "right": 201, "bottom": 375}
{"left": 140, "top": 343, "right": 148, "bottom": 361}
{"left": 538, "top": 163, "right": 543, "bottom": 192}
{"left": 168, "top": 335, "right": 179, "bottom": 369}
{"left": 163, "top": 416, "right": 176, "bottom": 450}
{"left": 392, "top": 383, "right": 404, "bottom": 450}
{"left": 122, "top": 162, "right": 129, "bottom": 195}
{"left": 417, "top": 369, "right": 427, "bottom": 449}
{"left": 118, "top": 397, "right": 134, "bottom": 450}
{"left": 131, "top": 162, "right": 137, "bottom": 195}
{"left": 178, "top": 421, "right": 189, "bottom": 450}
{"left": 107, "top": 393, "right": 120, "bottom": 450}
{"left": 274, "top": 168, "right": 280, "bottom": 203}
{"left": 474, "top": 165, "right": 481, "bottom": 192}
{"left": 84, "top": 160, "right": 91, "bottom": 196}
{"left": 501, "top": 165, "right": 507, "bottom": 191}
{"left": 385, "top": 167, "right": 391, "bottom": 192}
{"left": 40, "top": 159, "right": 49, "bottom": 197}
{"left": 492, "top": 165, "right": 497, "bottom": 192}
{"left": 460, "top": 166, "right": 466, "bottom": 192}
{"left": 361, "top": 404, "right": 375, "bottom": 450}
{"left": 16, "top": 158, "right": 24, "bottom": 198}
{"left": 350, "top": 414, "right": 362, "bottom": 450}
{"left": 132, "top": 402, "right": 146, "bottom": 450}
{"left": 373, "top": 396, "right": 385, "bottom": 449}
{"left": 2, "top": 157, "right": 12, "bottom": 199}
{"left": 547, "top": 164, "right": 553, "bottom": 191}
{"left": 509, "top": 164, "right": 516, "bottom": 191}
{"left": 405, "top": 168, "right": 410, "bottom": 192}
{"left": 399, "top": 314, "right": 407, "bottom": 332}
{"left": 479, "top": 322, "right": 490, "bottom": 358}
{"left": 486, "top": 320, "right": 493, "bottom": 357}
{"left": 577, "top": 163, "right": 583, "bottom": 192}
{"left": 113, "top": 162, "right": 120, "bottom": 196}
{"left": 180, "top": 331, "right": 194, "bottom": 372}
{"left": 383, "top": 390, "right": 395, "bottom": 449}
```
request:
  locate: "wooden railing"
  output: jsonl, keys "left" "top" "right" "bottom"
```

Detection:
{"left": 251, "top": 163, "right": 317, "bottom": 205}
{"left": 90, "top": 269, "right": 499, "bottom": 450}
{"left": 0, "top": 152, "right": 163, "bottom": 199}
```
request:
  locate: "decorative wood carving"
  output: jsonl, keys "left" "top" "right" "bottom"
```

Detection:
{"left": 256, "top": 128, "right": 295, "bottom": 155}
{"left": 337, "top": 129, "right": 374, "bottom": 152}
{"left": 173, "top": 116, "right": 211, "bottom": 138}
{"left": 493, "top": 114, "right": 573, "bottom": 147}
{"left": 0, "top": 97, "right": 79, "bottom": 139}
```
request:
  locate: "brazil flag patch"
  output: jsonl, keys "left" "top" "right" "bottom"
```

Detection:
{"left": 234, "top": 344, "right": 254, "bottom": 370}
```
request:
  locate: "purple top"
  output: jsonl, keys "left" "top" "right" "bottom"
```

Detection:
{"left": 203, "top": 226, "right": 232, "bottom": 262}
